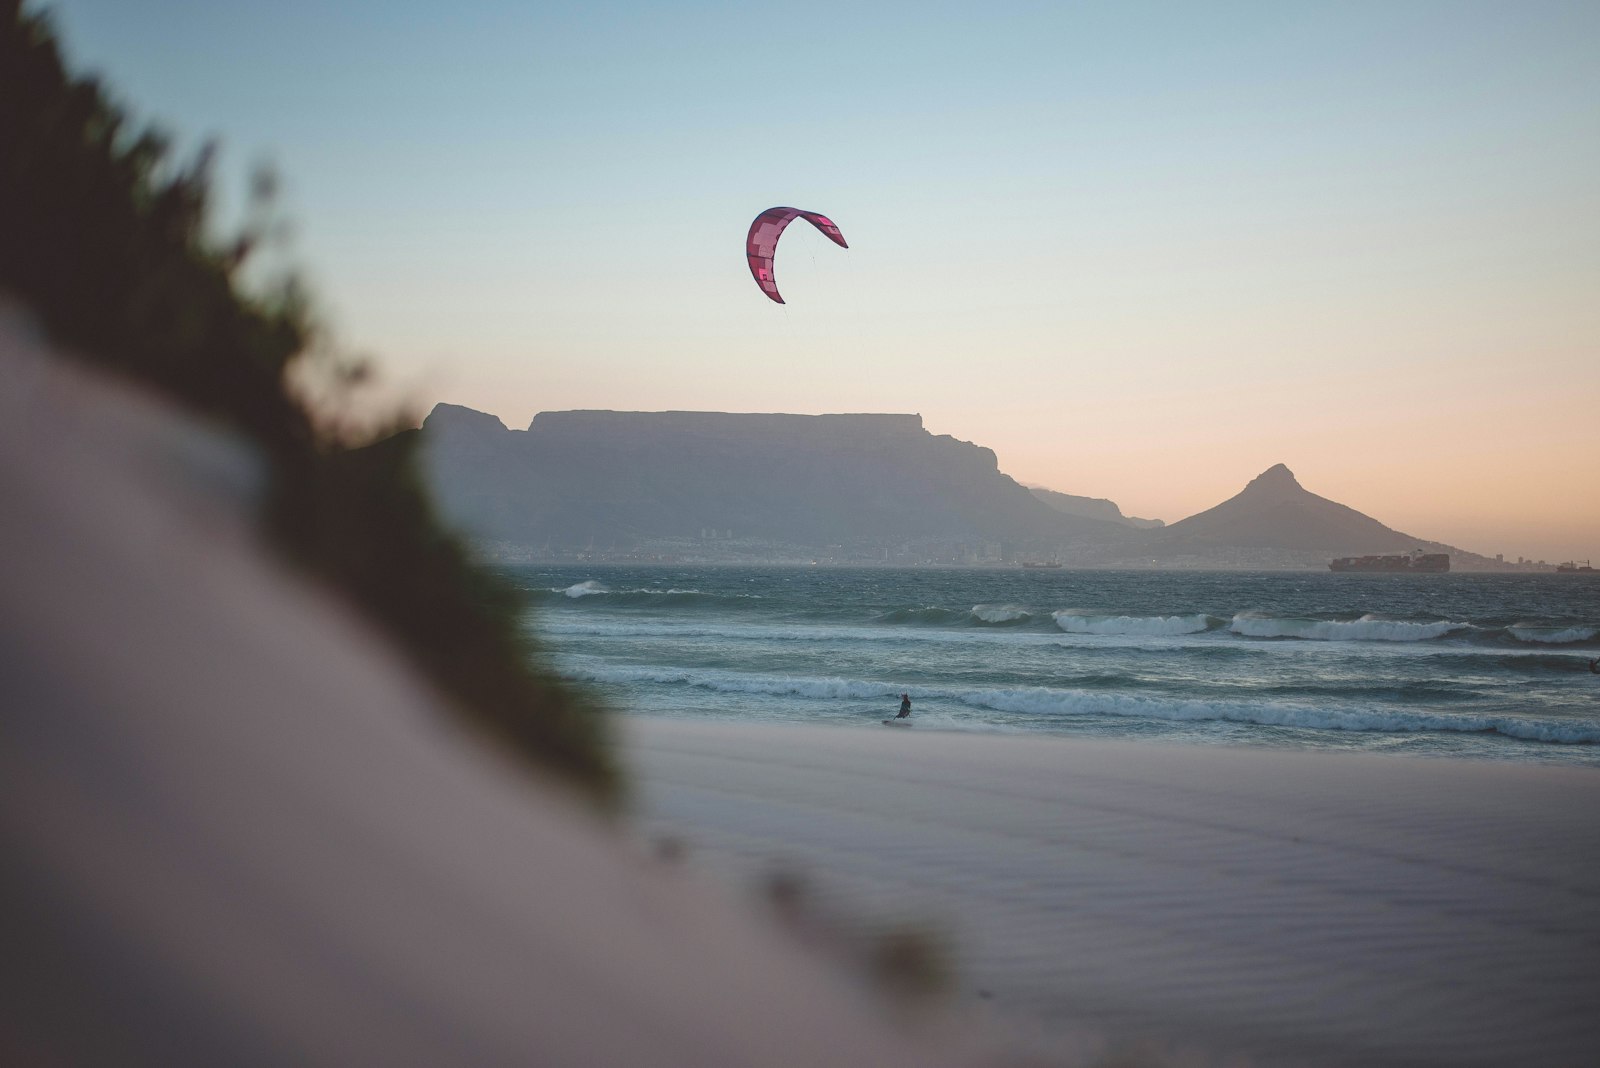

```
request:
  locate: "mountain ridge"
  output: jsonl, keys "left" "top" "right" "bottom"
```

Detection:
{"left": 1028, "top": 485, "right": 1164, "bottom": 529}
{"left": 412, "top": 406, "right": 1490, "bottom": 567}
{"left": 416, "top": 405, "right": 1125, "bottom": 554}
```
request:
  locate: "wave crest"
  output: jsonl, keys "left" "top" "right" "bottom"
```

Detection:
{"left": 971, "top": 603, "right": 1032, "bottom": 625}
{"left": 538, "top": 582, "right": 764, "bottom": 608}
{"left": 1508, "top": 624, "right": 1598, "bottom": 645}
{"left": 1053, "top": 611, "right": 1214, "bottom": 636}
{"left": 1229, "top": 613, "right": 1469, "bottom": 642}
{"left": 876, "top": 606, "right": 964, "bottom": 625}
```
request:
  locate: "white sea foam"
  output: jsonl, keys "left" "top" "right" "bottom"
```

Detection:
{"left": 561, "top": 580, "right": 609, "bottom": 598}
{"left": 1053, "top": 611, "right": 1213, "bottom": 636}
{"left": 971, "top": 603, "right": 1031, "bottom": 624}
{"left": 1229, "top": 613, "right": 1469, "bottom": 642}
{"left": 1508, "top": 624, "right": 1598, "bottom": 645}
{"left": 556, "top": 582, "right": 728, "bottom": 600}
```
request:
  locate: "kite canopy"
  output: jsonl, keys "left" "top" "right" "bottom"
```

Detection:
{"left": 745, "top": 207, "right": 848, "bottom": 304}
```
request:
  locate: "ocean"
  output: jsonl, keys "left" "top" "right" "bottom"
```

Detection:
{"left": 504, "top": 565, "right": 1600, "bottom": 766}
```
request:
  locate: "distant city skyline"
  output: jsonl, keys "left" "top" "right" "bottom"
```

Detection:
{"left": 42, "top": 0, "right": 1600, "bottom": 561}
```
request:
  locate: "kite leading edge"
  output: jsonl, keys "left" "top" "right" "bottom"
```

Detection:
{"left": 746, "top": 207, "right": 848, "bottom": 304}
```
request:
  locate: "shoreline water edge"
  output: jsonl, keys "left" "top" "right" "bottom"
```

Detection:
{"left": 509, "top": 564, "right": 1600, "bottom": 765}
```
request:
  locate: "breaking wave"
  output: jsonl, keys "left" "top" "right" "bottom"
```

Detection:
{"left": 1507, "top": 623, "right": 1599, "bottom": 645}
{"left": 530, "top": 581, "right": 1590, "bottom": 649}
{"left": 1229, "top": 613, "right": 1470, "bottom": 642}
{"left": 530, "top": 581, "right": 762, "bottom": 608}
{"left": 1053, "top": 611, "right": 1215, "bottom": 636}
{"left": 971, "top": 603, "right": 1033, "bottom": 625}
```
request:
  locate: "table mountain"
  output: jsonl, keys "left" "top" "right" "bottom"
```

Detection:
{"left": 415, "top": 405, "right": 1126, "bottom": 550}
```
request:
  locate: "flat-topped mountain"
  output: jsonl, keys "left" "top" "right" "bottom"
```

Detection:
{"left": 416, "top": 405, "right": 1124, "bottom": 551}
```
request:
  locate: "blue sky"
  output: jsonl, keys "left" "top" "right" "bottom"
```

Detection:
{"left": 39, "top": 0, "right": 1600, "bottom": 559}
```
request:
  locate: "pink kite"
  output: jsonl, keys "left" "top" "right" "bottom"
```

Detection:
{"left": 745, "top": 207, "right": 848, "bottom": 304}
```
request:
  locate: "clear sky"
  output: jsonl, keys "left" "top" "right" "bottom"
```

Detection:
{"left": 42, "top": 0, "right": 1600, "bottom": 561}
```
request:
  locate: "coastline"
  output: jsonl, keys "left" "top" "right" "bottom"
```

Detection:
{"left": 623, "top": 716, "right": 1600, "bottom": 1066}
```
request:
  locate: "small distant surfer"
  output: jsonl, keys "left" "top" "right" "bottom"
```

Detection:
{"left": 1590, "top": 657, "right": 1599, "bottom": 675}
{"left": 896, "top": 693, "right": 912, "bottom": 719}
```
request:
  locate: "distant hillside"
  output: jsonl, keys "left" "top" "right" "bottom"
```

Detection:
{"left": 1157, "top": 464, "right": 1422, "bottom": 551}
{"left": 1029, "top": 486, "right": 1164, "bottom": 529}
{"left": 411, "top": 410, "right": 1493, "bottom": 568}
{"left": 415, "top": 406, "right": 1128, "bottom": 552}
{"left": 1119, "top": 463, "right": 1488, "bottom": 568}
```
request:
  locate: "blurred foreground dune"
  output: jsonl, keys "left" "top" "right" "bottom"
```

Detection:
{"left": 0, "top": 314, "right": 965, "bottom": 1066}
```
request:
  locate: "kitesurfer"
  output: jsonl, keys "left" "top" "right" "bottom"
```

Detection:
{"left": 896, "top": 693, "right": 911, "bottom": 719}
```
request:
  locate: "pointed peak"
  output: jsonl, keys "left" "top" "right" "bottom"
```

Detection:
{"left": 1244, "top": 463, "right": 1301, "bottom": 494}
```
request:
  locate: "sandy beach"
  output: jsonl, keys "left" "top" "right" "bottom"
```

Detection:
{"left": 625, "top": 717, "right": 1600, "bottom": 1066}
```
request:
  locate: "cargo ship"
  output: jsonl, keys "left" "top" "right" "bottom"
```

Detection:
{"left": 1020, "top": 561, "right": 1062, "bottom": 570}
{"left": 1329, "top": 550, "right": 1449, "bottom": 573}
{"left": 1556, "top": 560, "right": 1596, "bottom": 573}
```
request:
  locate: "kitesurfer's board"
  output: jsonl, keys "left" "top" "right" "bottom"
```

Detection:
{"left": 882, "top": 719, "right": 912, "bottom": 727}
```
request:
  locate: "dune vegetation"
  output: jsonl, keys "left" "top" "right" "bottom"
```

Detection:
{"left": 0, "top": 0, "right": 619, "bottom": 806}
